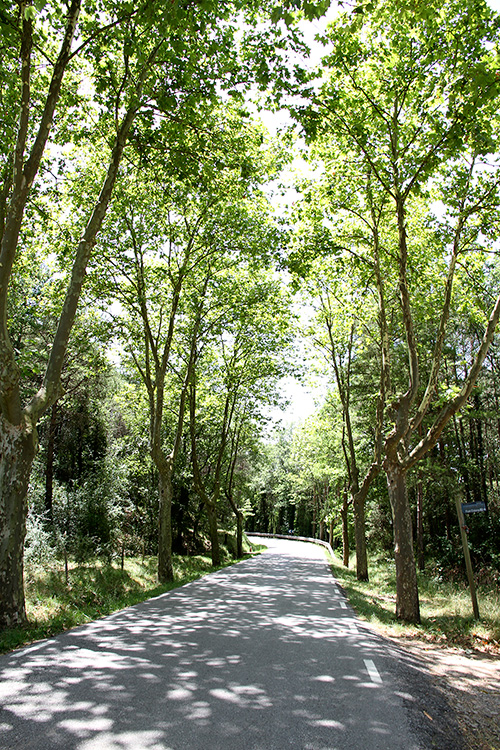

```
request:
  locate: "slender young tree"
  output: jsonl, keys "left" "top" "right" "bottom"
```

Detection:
{"left": 189, "top": 266, "right": 295, "bottom": 565}
{"left": 291, "top": 155, "right": 391, "bottom": 580}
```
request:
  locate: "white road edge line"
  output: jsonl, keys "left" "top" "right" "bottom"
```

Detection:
{"left": 364, "top": 658, "right": 383, "bottom": 684}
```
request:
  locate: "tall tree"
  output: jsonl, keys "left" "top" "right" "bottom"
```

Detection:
{"left": 295, "top": 0, "right": 500, "bottom": 621}
{"left": 99, "top": 107, "right": 282, "bottom": 579}
{"left": 0, "top": 0, "right": 316, "bottom": 628}
{"left": 298, "top": 239, "right": 385, "bottom": 581}
{"left": 189, "top": 266, "right": 294, "bottom": 564}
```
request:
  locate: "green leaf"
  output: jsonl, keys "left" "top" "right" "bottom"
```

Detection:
{"left": 270, "top": 7, "right": 282, "bottom": 23}
{"left": 24, "top": 5, "right": 37, "bottom": 20}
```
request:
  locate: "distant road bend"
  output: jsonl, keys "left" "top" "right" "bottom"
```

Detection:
{"left": 0, "top": 537, "right": 462, "bottom": 750}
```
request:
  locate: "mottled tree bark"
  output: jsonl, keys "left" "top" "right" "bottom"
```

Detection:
{"left": 341, "top": 490, "right": 350, "bottom": 568}
{"left": 386, "top": 462, "right": 420, "bottom": 623}
{"left": 353, "top": 493, "right": 368, "bottom": 580}
{"left": 157, "top": 462, "right": 174, "bottom": 582}
{"left": 0, "top": 417, "right": 36, "bottom": 627}
{"left": 235, "top": 511, "right": 243, "bottom": 558}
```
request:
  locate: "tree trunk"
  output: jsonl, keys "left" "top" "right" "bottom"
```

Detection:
{"left": 341, "top": 491, "right": 349, "bottom": 568}
{"left": 0, "top": 416, "right": 37, "bottom": 628}
{"left": 353, "top": 493, "right": 368, "bottom": 581}
{"left": 226, "top": 492, "right": 243, "bottom": 558}
{"left": 236, "top": 512, "right": 243, "bottom": 558}
{"left": 416, "top": 476, "right": 425, "bottom": 572}
{"left": 206, "top": 501, "right": 221, "bottom": 566}
{"left": 385, "top": 462, "right": 420, "bottom": 623}
{"left": 157, "top": 465, "right": 173, "bottom": 583}
{"left": 44, "top": 402, "right": 58, "bottom": 523}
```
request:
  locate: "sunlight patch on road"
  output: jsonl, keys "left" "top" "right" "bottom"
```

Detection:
{"left": 209, "top": 684, "right": 273, "bottom": 708}
{"left": 58, "top": 717, "right": 113, "bottom": 734}
{"left": 311, "top": 719, "right": 345, "bottom": 729}
{"left": 79, "top": 730, "right": 170, "bottom": 750}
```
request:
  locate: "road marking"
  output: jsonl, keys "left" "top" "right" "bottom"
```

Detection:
{"left": 340, "top": 601, "right": 347, "bottom": 609}
{"left": 364, "top": 659, "right": 382, "bottom": 684}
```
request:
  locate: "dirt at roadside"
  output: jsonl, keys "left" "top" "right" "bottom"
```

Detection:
{"left": 387, "top": 636, "right": 500, "bottom": 750}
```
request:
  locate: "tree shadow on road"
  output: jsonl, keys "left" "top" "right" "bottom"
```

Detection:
{"left": 0, "top": 541, "right": 465, "bottom": 750}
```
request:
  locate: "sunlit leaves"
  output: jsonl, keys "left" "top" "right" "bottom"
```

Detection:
{"left": 308, "top": 0, "right": 500, "bottom": 197}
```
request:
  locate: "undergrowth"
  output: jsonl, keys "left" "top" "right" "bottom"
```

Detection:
{"left": 328, "top": 552, "right": 500, "bottom": 654}
{"left": 0, "top": 553, "right": 238, "bottom": 654}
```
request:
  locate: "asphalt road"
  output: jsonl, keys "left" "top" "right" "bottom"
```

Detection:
{"left": 0, "top": 537, "right": 461, "bottom": 750}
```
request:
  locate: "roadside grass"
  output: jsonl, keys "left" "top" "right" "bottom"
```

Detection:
{"left": 328, "top": 552, "right": 500, "bottom": 654}
{"left": 0, "top": 553, "right": 239, "bottom": 655}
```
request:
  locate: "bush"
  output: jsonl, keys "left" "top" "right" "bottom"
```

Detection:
{"left": 24, "top": 510, "right": 55, "bottom": 566}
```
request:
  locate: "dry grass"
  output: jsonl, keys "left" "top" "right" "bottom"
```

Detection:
{"left": 328, "top": 552, "right": 500, "bottom": 654}
{"left": 1, "top": 554, "right": 233, "bottom": 654}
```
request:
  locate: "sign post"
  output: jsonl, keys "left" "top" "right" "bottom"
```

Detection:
{"left": 454, "top": 493, "right": 480, "bottom": 620}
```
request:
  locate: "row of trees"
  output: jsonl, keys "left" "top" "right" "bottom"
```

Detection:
{"left": 0, "top": 0, "right": 327, "bottom": 628}
{"left": 249, "top": 360, "right": 500, "bottom": 580}
{"left": 25, "top": 254, "right": 293, "bottom": 563}
{"left": 2, "top": 0, "right": 500, "bottom": 630}
{"left": 280, "top": 0, "right": 500, "bottom": 622}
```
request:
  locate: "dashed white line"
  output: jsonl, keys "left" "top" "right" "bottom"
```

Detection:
{"left": 339, "top": 601, "right": 347, "bottom": 609}
{"left": 364, "top": 659, "right": 383, "bottom": 684}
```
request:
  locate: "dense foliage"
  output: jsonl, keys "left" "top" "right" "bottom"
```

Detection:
{"left": 1, "top": 0, "right": 500, "bottom": 630}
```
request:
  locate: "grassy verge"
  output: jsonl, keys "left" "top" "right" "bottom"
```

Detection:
{"left": 0, "top": 553, "right": 239, "bottom": 655}
{"left": 328, "top": 552, "right": 500, "bottom": 654}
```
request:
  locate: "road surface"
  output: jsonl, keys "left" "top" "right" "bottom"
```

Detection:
{"left": 0, "top": 537, "right": 461, "bottom": 749}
